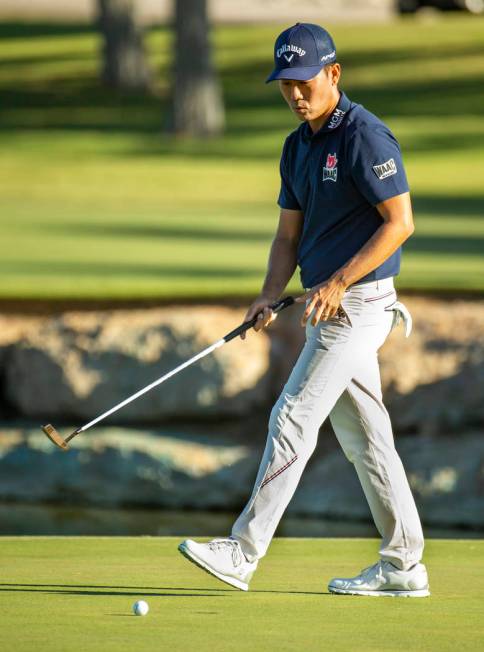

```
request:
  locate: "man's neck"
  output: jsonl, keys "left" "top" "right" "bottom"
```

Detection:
{"left": 308, "top": 90, "right": 341, "bottom": 134}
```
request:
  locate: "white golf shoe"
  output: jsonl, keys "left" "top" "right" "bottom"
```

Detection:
{"left": 178, "top": 537, "right": 258, "bottom": 591}
{"left": 328, "top": 560, "right": 430, "bottom": 597}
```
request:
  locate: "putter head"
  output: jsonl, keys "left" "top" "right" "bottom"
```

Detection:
{"left": 41, "top": 424, "right": 69, "bottom": 451}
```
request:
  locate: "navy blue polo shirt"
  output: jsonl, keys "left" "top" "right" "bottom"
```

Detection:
{"left": 278, "top": 91, "right": 409, "bottom": 289}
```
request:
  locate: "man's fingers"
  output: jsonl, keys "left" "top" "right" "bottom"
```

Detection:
{"left": 240, "top": 300, "right": 283, "bottom": 340}
{"left": 240, "top": 304, "right": 265, "bottom": 339}
{"left": 253, "top": 311, "right": 264, "bottom": 332}
{"left": 302, "top": 298, "right": 338, "bottom": 327}
{"left": 301, "top": 297, "right": 317, "bottom": 326}
{"left": 301, "top": 308, "right": 310, "bottom": 326}
{"left": 240, "top": 310, "right": 255, "bottom": 340}
{"left": 294, "top": 292, "right": 309, "bottom": 303}
{"left": 254, "top": 307, "right": 273, "bottom": 331}
{"left": 243, "top": 308, "right": 258, "bottom": 323}
{"left": 311, "top": 305, "right": 325, "bottom": 326}
{"left": 310, "top": 304, "right": 339, "bottom": 326}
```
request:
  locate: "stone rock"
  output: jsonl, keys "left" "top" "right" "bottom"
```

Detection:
{"left": 377, "top": 296, "right": 484, "bottom": 434}
{"left": 1, "top": 294, "right": 483, "bottom": 433}
{"left": 0, "top": 425, "right": 482, "bottom": 529}
{"left": 288, "top": 431, "right": 484, "bottom": 529}
{"left": 389, "top": 363, "right": 484, "bottom": 435}
{"left": 1, "top": 307, "right": 272, "bottom": 422}
{"left": 269, "top": 295, "right": 484, "bottom": 434}
{"left": 0, "top": 426, "right": 259, "bottom": 509}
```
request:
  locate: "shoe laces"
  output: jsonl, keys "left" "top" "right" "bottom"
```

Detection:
{"left": 207, "top": 538, "right": 243, "bottom": 567}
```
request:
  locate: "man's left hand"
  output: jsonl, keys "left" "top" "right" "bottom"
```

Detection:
{"left": 295, "top": 277, "right": 348, "bottom": 327}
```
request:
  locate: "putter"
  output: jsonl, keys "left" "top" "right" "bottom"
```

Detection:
{"left": 41, "top": 296, "right": 295, "bottom": 451}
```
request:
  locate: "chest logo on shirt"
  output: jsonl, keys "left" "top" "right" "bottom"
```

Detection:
{"left": 373, "top": 158, "right": 397, "bottom": 180}
{"left": 323, "top": 152, "right": 338, "bottom": 182}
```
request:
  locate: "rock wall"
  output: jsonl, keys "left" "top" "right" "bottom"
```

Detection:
{"left": 0, "top": 295, "right": 482, "bottom": 529}
{"left": 0, "top": 307, "right": 273, "bottom": 423}
{"left": 0, "top": 296, "right": 483, "bottom": 434}
{"left": 1, "top": 426, "right": 482, "bottom": 529}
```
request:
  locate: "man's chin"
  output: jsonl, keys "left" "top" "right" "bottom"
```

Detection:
{"left": 294, "top": 111, "right": 311, "bottom": 122}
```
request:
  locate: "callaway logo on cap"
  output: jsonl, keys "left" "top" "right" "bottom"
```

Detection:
{"left": 266, "top": 23, "right": 337, "bottom": 83}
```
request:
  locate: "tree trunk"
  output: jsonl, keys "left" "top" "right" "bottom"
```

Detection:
{"left": 171, "top": 0, "right": 225, "bottom": 137}
{"left": 97, "top": 0, "right": 151, "bottom": 92}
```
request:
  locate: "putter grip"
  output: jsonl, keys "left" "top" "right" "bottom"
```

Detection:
{"left": 223, "top": 296, "right": 295, "bottom": 343}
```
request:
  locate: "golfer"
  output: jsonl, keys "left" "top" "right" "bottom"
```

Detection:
{"left": 179, "top": 23, "right": 429, "bottom": 597}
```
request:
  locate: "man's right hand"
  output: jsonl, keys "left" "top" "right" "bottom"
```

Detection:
{"left": 240, "top": 295, "right": 279, "bottom": 340}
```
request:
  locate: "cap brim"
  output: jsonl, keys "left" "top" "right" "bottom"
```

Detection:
{"left": 265, "top": 65, "right": 324, "bottom": 84}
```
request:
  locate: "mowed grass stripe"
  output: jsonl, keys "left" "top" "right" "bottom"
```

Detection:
{"left": 0, "top": 18, "right": 483, "bottom": 298}
{"left": 0, "top": 537, "right": 483, "bottom": 651}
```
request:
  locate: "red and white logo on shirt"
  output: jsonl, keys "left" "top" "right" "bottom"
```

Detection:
{"left": 323, "top": 152, "right": 338, "bottom": 182}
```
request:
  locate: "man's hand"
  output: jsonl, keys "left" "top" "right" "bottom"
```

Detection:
{"left": 240, "top": 295, "right": 279, "bottom": 340}
{"left": 295, "top": 277, "right": 347, "bottom": 327}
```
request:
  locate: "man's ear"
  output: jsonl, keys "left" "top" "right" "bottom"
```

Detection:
{"left": 330, "top": 63, "right": 341, "bottom": 85}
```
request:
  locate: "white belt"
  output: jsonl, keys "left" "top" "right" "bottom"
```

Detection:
{"left": 305, "top": 277, "right": 395, "bottom": 293}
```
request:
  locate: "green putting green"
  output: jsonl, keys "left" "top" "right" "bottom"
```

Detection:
{"left": 0, "top": 537, "right": 483, "bottom": 651}
{"left": 0, "top": 18, "right": 483, "bottom": 298}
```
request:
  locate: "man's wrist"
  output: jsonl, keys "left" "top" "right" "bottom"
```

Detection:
{"left": 260, "top": 291, "right": 280, "bottom": 304}
{"left": 329, "top": 270, "right": 350, "bottom": 290}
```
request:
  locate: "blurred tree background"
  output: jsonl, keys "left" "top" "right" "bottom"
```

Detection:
{"left": 0, "top": 3, "right": 483, "bottom": 300}
{"left": 0, "top": 1, "right": 483, "bottom": 541}
{"left": 97, "top": 0, "right": 151, "bottom": 91}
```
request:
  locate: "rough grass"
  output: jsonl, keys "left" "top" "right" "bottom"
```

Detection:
{"left": 0, "top": 17, "right": 483, "bottom": 299}
{"left": 0, "top": 537, "right": 483, "bottom": 651}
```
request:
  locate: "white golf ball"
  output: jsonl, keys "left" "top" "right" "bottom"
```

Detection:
{"left": 133, "top": 600, "right": 149, "bottom": 616}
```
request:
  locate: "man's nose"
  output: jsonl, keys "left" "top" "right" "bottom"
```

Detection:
{"left": 291, "top": 85, "right": 303, "bottom": 102}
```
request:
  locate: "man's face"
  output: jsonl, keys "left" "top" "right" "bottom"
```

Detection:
{"left": 278, "top": 65, "right": 340, "bottom": 122}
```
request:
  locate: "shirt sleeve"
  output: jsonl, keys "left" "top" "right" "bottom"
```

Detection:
{"left": 277, "top": 138, "right": 301, "bottom": 210}
{"left": 349, "top": 120, "right": 409, "bottom": 206}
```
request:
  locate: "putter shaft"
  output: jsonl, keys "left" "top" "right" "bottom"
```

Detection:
{"left": 41, "top": 296, "right": 295, "bottom": 449}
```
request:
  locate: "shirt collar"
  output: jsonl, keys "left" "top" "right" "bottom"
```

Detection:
{"left": 303, "top": 91, "right": 352, "bottom": 140}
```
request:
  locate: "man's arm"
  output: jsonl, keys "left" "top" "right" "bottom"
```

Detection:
{"left": 297, "top": 192, "right": 414, "bottom": 326}
{"left": 240, "top": 208, "right": 303, "bottom": 339}
{"left": 332, "top": 191, "right": 414, "bottom": 288}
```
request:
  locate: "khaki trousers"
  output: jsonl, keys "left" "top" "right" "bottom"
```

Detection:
{"left": 231, "top": 277, "right": 424, "bottom": 571}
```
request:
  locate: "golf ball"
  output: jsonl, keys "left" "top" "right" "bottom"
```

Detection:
{"left": 133, "top": 600, "right": 149, "bottom": 616}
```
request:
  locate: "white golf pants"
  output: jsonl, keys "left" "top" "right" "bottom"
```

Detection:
{"left": 231, "top": 277, "right": 424, "bottom": 571}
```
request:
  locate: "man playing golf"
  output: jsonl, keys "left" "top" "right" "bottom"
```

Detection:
{"left": 179, "top": 23, "right": 429, "bottom": 598}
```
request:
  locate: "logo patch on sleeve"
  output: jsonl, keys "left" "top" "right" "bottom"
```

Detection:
{"left": 372, "top": 158, "right": 397, "bottom": 180}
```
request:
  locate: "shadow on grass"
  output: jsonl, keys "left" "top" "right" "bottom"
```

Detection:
{"left": 0, "top": 583, "right": 328, "bottom": 596}
{"left": 0, "top": 586, "right": 224, "bottom": 598}
{"left": 0, "top": 22, "right": 483, "bottom": 161}
{"left": 31, "top": 193, "right": 484, "bottom": 261}
{"left": 405, "top": 234, "right": 484, "bottom": 256}
{"left": 0, "top": 21, "right": 95, "bottom": 40}
{"left": 40, "top": 223, "right": 275, "bottom": 243}
{"left": 338, "top": 41, "right": 484, "bottom": 69}
{"left": 412, "top": 194, "right": 484, "bottom": 218}
{"left": 2, "top": 72, "right": 483, "bottom": 127}
{"left": 0, "top": 51, "right": 98, "bottom": 68}
{"left": 0, "top": 260, "right": 264, "bottom": 279}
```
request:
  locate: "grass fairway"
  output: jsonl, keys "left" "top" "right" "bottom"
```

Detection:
{"left": 0, "top": 537, "right": 483, "bottom": 651}
{"left": 0, "top": 18, "right": 484, "bottom": 299}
